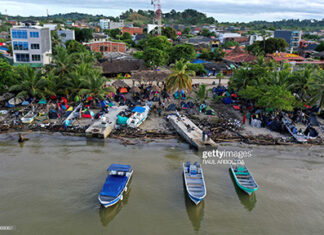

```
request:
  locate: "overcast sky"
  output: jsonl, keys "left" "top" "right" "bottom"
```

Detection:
{"left": 0, "top": 0, "right": 323, "bottom": 22}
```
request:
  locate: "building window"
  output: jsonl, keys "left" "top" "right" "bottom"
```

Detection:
{"left": 12, "top": 30, "right": 28, "bottom": 39}
{"left": 13, "top": 41, "right": 28, "bottom": 50}
{"left": 30, "top": 32, "right": 39, "bottom": 38}
{"left": 100, "top": 46, "right": 107, "bottom": 52}
{"left": 31, "top": 44, "right": 40, "bottom": 49}
{"left": 32, "top": 55, "right": 41, "bottom": 61}
{"left": 16, "top": 53, "right": 30, "bottom": 62}
{"left": 113, "top": 46, "right": 117, "bottom": 52}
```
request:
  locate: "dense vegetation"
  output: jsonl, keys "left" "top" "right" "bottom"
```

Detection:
{"left": 0, "top": 42, "right": 114, "bottom": 100}
{"left": 229, "top": 57, "right": 324, "bottom": 111}
{"left": 134, "top": 35, "right": 196, "bottom": 68}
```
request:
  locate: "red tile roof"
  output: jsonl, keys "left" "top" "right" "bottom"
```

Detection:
{"left": 224, "top": 45, "right": 256, "bottom": 63}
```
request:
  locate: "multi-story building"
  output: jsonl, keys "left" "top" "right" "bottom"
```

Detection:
{"left": 10, "top": 26, "right": 52, "bottom": 67}
{"left": 99, "top": 19, "right": 125, "bottom": 30}
{"left": 274, "top": 30, "right": 302, "bottom": 49}
{"left": 100, "top": 19, "right": 110, "bottom": 30}
{"left": 109, "top": 21, "right": 124, "bottom": 30}
{"left": 57, "top": 29, "right": 75, "bottom": 44}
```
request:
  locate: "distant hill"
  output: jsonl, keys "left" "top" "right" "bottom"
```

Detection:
{"left": 1, "top": 9, "right": 323, "bottom": 31}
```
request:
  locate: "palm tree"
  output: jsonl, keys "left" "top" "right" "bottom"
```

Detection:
{"left": 165, "top": 59, "right": 195, "bottom": 94}
{"left": 9, "top": 65, "right": 47, "bottom": 98}
{"left": 78, "top": 68, "right": 114, "bottom": 100}
{"left": 308, "top": 70, "right": 324, "bottom": 108}
{"left": 195, "top": 84, "right": 207, "bottom": 103}
{"left": 52, "top": 46, "right": 74, "bottom": 78}
{"left": 288, "top": 66, "right": 314, "bottom": 102}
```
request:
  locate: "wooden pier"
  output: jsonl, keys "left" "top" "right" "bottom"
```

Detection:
{"left": 86, "top": 106, "right": 127, "bottom": 139}
{"left": 168, "top": 114, "right": 217, "bottom": 149}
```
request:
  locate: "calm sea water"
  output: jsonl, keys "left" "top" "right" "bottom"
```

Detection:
{"left": 0, "top": 132, "right": 324, "bottom": 235}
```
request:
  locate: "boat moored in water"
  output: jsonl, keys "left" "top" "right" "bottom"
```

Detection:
{"left": 230, "top": 160, "right": 258, "bottom": 195}
{"left": 98, "top": 164, "right": 133, "bottom": 208}
{"left": 183, "top": 161, "right": 206, "bottom": 205}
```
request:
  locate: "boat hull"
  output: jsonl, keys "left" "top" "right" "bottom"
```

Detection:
{"left": 98, "top": 170, "right": 133, "bottom": 208}
{"left": 183, "top": 162, "right": 206, "bottom": 206}
{"left": 230, "top": 167, "right": 258, "bottom": 196}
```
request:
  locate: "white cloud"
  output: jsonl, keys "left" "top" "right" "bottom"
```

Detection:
{"left": 0, "top": 0, "right": 323, "bottom": 22}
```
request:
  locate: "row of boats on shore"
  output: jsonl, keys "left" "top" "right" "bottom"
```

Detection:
{"left": 98, "top": 160, "right": 258, "bottom": 208}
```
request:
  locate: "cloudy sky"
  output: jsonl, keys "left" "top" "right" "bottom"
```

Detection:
{"left": 0, "top": 0, "right": 323, "bottom": 22}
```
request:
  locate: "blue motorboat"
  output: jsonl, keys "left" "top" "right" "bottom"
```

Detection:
{"left": 183, "top": 162, "right": 206, "bottom": 205}
{"left": 98, "top": 164, "right": 133, "bottom": 208}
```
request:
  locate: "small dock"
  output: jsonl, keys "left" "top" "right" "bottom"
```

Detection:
{"left": 168, "top": 114, "right": 217, "bottom": 149}
{"left": 86, "top": 106, "right": 127, "bottom": 139}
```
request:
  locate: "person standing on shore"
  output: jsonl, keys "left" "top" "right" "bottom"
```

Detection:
{"left": 207, "top": 130, "right": 211, "bottom": 141}
{"left": 202, "top": 128, "right": 206, "bottom": 142}
{"left": 243, "top": 113, "right": 246, "bottom": 125}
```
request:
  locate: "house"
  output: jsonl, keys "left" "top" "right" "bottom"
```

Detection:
{"left": 224, "top": 45, "right": 256, "bottom": 64}
{"left": 186, "top": 36, "right": 214, "bottom": 48}
{"left": 91, "top": 33, "right": 107, "bottom": 42}
{"left": 274, "top": 30, "right": 301, "bottom": 49}
{"left": 232, "top": 37, "right": 249, "bottom": 45}
{"left": 0, "top": 32, "right": 9, "bottom": 40}
{"left": 8, "top": 20, "right": 18, "bottom": 26}
{"left": 57, "top": 29, "right": 75, "bottom": 44}
{"left": 43, "top": 24, "right": 58, "bottom": 31}
{"left": 266, "top": 52, "right": 305, "bottom": 63}
{"left": 85, "top": 41, "right": 126, "bottom": 53}
{"left": 121, "top": 27, "right": 143, "bottom": 35}
{"left": 10, "top": 26, "right": 52, "bottom": 67}
{"left": 219, "top": 33, "right": 241, "bottom": 43}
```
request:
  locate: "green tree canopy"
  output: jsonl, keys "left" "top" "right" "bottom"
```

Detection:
{"left": 169, "top": 44, "right": 196, "bottom": 63}
{"left": 143, "top": 48, "right": 168, "bottom": 68}
{"left": 162, "top": 27, "right": 177, "bottom": 40}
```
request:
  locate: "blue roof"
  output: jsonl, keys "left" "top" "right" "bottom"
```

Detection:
{"left": 107, "top": 164, "right": 131, "bottom": 172}
{"left": 132, "top": 106, "right": 146, "bottom": 113}
{"left": 100, "top": 175, "right": 128, "bottom": 197}
{"left": 0, "top": 47, "right": 8, "bottom": 51}
{"left": 191, "top": 59, "right": 210, "bottom": 64}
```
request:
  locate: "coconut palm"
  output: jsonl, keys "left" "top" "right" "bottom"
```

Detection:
{"left": 78, "top": 68, "right": 115, "bottom": 100}
{"left": 52, "top": 45, "right": 74, "bottom": 78}
{"left": 165, "top": 59, "right": 195, "bottom": 94}
{"left": 288, "top": 66, "right": 314, "bottom": 102}
{"left": 308, "top": 70, "right": 324, "bottom": 108}
{"left": 9, "top": 65, "right": 47, "bottom": 98}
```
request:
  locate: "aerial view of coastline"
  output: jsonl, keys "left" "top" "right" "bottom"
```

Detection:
{"left": 0, "top": 0, "right": 324, "bottom": 234}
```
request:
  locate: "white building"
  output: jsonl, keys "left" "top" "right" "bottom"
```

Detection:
{"left": 57, "top": 29, "right": 75, "bottom": 44}
{"left": 219, "top": 33, "right": 241, "bottom": 43}
{"left": 100, "top": 19, "right": 110, "bottom": 30}
{"left": 43, "top": 24, "right": 58, "bottom": 31}
{"left": 100, "top": 19, "right": 125, "bottom": 30}
{"left": 10, "top": 26, "right": 52, "bottom": 67}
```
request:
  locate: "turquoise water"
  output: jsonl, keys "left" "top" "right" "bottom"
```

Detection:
{"left": 0, "top": 133, "right": 323, "bottom": 234}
